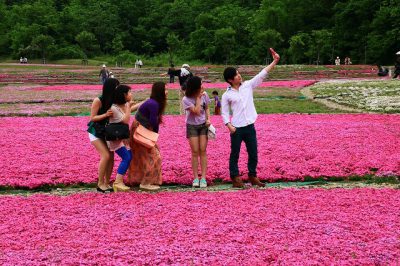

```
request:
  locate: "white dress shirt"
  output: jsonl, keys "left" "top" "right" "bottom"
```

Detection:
{"left": 221, "top": 69, "right": 268, "bottom": 127}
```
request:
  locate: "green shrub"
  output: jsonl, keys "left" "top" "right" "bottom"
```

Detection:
{"left": 50, "top": 46, "right": 84, "bottom": 60}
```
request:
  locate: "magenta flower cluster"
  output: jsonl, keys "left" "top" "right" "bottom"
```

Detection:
{"left": 31, "top": 80, "right": 317, "bottom": 91}
{"left": 0, "top": 114, "right": 399, "bottom": 188}
{"left": 0, "top": 189, "right": 399, "bottom": 264}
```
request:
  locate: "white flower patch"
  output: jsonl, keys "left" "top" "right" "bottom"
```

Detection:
{"left": 310, "top": 80, "right": 400, "bottom": 112}
{"left": 365, "top": 96, "right": 400, "bottom": 111}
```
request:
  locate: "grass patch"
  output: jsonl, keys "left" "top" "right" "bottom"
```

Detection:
{"left": 365, "top": 176, "right": 400, "bottom": 184}
{"left": 254, "top": 98, "right": 348, "bottom": 114}
{"left": 0, "top": 94, "right": 345, "bottom": 116}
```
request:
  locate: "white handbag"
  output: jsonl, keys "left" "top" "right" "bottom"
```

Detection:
{"left": 207, "top": 124, "right": 216, "bottom": 140}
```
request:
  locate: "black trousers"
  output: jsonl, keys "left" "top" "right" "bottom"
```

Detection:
{"left": 229, "top": 124, "right": 258, "bottom": 179}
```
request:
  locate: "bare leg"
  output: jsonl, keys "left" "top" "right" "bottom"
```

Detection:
{"left": 179, "top": 90, "right": 184, "bottom": 115}
{"left": 199, "top": 134, "right": 208, "bottom": 179}
{"left": 105, "top": 152, "right": 114, "bottom": 189}
{"left": 189, "top": 136, "right": 200, "bottom": 179}
{"left": 91, "top": 139, "right": 111, "bottom": 190}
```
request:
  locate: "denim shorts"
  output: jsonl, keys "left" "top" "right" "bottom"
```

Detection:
{"left": 186, "top": 123, "right": 208, "bottom": 138}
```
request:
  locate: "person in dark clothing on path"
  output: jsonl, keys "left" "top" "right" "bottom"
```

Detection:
{"left": 162, "top": 63, "right": 193, "bottom": 114}
{"left": 377, "top": 65, "right": 389, "bottom": 77}
{"left": 393, "top": 52, "right": 400, "bottom": 79}
{"left": 167, "top": 64, "right": 175, "bottom": 83}
{"left": 99, "top": 64, "right": 110, "bottom": 85}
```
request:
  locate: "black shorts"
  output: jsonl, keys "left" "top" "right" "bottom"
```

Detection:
{"left": 186, "top": 123, "right": 208, "bottom": 138}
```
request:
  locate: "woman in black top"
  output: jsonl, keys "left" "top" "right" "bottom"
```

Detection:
{"left": 87, "top": 78, "right": 119, "bottom": 192}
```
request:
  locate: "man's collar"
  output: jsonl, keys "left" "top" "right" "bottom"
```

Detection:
{"left": 227, "top": 84, "right": 241, "bottom": 91}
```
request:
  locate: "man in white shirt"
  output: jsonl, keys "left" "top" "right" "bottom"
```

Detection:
{"left": 221, "top": 48, "right": 280, "bottom": 188}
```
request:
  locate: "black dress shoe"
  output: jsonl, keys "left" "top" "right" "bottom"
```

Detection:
{"left": 96, "top": 187, "right": 110, "bottom": 193}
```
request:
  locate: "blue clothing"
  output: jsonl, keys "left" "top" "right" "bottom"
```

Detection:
{"left": 115, "top": 146, "right": 132, "bottom": 175}
{"left": 136, "top": 98, "right": 160, "bottom": 133}
{"left": 214, "top": 96, "right": 221, "bottom": 107}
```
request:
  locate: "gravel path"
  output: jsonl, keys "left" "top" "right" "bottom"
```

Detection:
{"left": 1, "top": 181, "right": 398, "bottom": 197}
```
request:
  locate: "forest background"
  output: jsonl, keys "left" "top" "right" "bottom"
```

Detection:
{"left": 0, "top": 0, "right": 399, "bottom": 66}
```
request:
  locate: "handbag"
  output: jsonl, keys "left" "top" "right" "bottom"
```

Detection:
{"left": 92, "top": 121, "right": 106, "bottom": 139}
{"left": 133, "top": 124, "right": 159, "bottom": 148}
{"left": 207, "top": 124, "right": 216, "bottom": 140}
{"left": 105, "top": 122, "right": 129, "bottom": 141}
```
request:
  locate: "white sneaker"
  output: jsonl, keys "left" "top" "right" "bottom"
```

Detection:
{"left": 150, "top": 185, "right": 160, "bottom": 190}
{"left": 192, "top": 178, "right": 200, "bottom": 187}
{"left": 199, "top": 178, "right": 207, "bottom": 188}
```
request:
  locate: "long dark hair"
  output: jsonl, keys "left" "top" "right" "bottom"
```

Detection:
{"left": 101, "top": 78, "right": 119, "bottom": 111}
{"left": 113, "top": 85, "right": 131, "bottom": 105}
{"left": 150, "top": 81, "right": 167, "bottom": 123}
{"left": 185, "top": 76, "right": 202, "bottom": 98}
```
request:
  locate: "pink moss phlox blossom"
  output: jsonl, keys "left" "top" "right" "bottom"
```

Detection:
{"left": 31, "top": 80, "right": 317, "bottom": 91}
{"left": 0, "top": 189, "right": 399, "bottom": 264}
{"left": 0, "top": 114, "right": 399, "bottom": 188}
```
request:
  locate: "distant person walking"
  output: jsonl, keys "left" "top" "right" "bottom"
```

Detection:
{"left": 99, "top": 64, "right": 110, "bottom": 85}
{"left": 393, "top": 51, "right": 400, "bottom": 79}
{"left": 162, "top": 63, "right": 193, "bottom": 114}
{"left": 212, "top": 90, "right": 221, "bottom": 115}
{"left": 168, "top": 64, "right": 175, "bottom": 83}
{"left": 335, "top": 56, "right": 341, "bottom": 66}
{"left": 377, "top": 65, "right": 389, "bottom": 77}
{"left": 221, "top": 48, "right": 280, "bottom": 188}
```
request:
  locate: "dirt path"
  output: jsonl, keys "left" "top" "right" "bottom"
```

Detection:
{"left": 1, "top": 181, "right": 398, "bottom": 197}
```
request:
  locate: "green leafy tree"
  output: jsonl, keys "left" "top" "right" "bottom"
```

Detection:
{"left": 112, "top": 34, "right": 124, "bottom": 55}
{"left": 249, "top": 29, "right": 283, "bottom": 64}
{"left": 0, "top": 0, "right": 398, "bottom": 65}
{"left": 115, "top": 50, "right": 137, "bottom": 67}
{"left": 0, "top": 1, "right": 10, "bottom": 55}
{"left": 190, "top": 27, "right": 215, "bottom": 62}
{"left": 75, "top": 31, "right": 100, "bottom": 58}
{"left": 309, "top": 30, "right": 332, "bottom": 65}
{"left": 333, "top": 0, "right": 379, "bottom": 63}
{"left": 252, "top": 0, "right": 288, "bottom": 33}
{"left": 214, "top": 27, "right": 236, "bottom": 64}
{"left": 30, "top": 34, "right": 55, "bottom": 62}
{"left": 166, "top": 32, "right": 182, "bottom": 65}
{"left": 367, "top": 1, "right": 400, "bottom": 64}
{"left": 288, "top": 32, "right": 311, "bottom": 64}
{"left": 9, "top": 24, "right": 43, "bottom": 57}
{"left": 141, "top": 40, "right": 155, "bottom": 56}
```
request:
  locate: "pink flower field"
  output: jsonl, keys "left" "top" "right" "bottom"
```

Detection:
{"left": 0, "top": 84, "right": 98, "bottom": 104}
{"left": 0, "top": 189, "right": 399, "bottom": 264}
{"left": 31, "top": 80, "right": 317, "bottom": 91}
{"left": 0, "top": 114, "right": 399, "bottom": 188}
